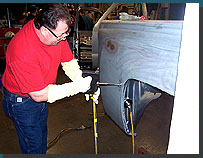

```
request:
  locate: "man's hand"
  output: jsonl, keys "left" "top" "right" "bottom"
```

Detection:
{"left": 74, "top": 76, "right": 92, "bottom": 93}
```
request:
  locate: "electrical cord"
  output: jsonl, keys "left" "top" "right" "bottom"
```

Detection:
{"left": 47, "top": 124, "right": 93, "bottom": 150}
{"left": 46, "top": 112, "right": 106, "bottom": 151}
{"left": 46, "top": 112, "right": 135, "bottom": 153}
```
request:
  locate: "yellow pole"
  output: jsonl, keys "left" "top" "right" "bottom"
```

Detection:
{"left": 92, "top": 94, "right": 98, "bottom": 154}
{"left": 130, "top": 112, "right": 135, "bottom": 154}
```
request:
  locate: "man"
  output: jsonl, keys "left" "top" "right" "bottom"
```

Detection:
{"left": 2, "top": 4, "right": 92, "bottom": 154}
{"left": 24, "top": 5, "right": 39, "bottom": 24}
{"left": 79, "top": 11, "right": 94, "bottom": 31}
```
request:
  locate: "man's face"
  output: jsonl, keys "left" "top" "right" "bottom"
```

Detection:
{"left": 43, "top": 20, "right": 70, "bottom": 45}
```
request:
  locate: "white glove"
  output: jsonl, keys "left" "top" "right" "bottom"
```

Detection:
{"left": 85, "top": 88, "right": 100, "bottom": 104}
{"left": 47, "top": 76, "right": 92, "bottom": 103}
{"left": 74, "top": 76, "right": 92, "bottom": 93}
{"left": 92, "top": 88, "right": 100, "bottom": 104}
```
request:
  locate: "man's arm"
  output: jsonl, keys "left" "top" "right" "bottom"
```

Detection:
{"left": 61, "top": 62, "right": 67, "bottom": 66}
{"left": 28, "top": 60, "right": 74, "bottom": 102}
{"left": 28, "top": 60, "right": 79, "bottom": 102}
{"left": 61, "top": 59, "right": 82, "bottom": 81}
{"left": 28, "top": 86, "right": 49, "bottom": 102}
{"left": 28, "top": 76, "right": 92, "bottom": 103}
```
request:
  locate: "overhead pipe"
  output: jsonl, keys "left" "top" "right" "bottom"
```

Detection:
{"left": 92, "top": 3, "right": 122, "bottom": 68}
{"left": 6, "top": 8, "right": 11, "bottom": 28}
{"left": 142, "top": 3, "right": 148, "bottom": 20}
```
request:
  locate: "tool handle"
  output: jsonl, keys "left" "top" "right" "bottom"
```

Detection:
{"left": 97, "top": 82, "right": 121, "bottom": 86}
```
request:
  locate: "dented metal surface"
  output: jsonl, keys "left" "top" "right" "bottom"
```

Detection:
{"left": 97, "top": 20, "right": 183, "bottom": 96}
{"left": 92, "top": 20, "right": 183, "bottom": 135}
{"left": 92, "top": 4, "right": 183, "bottom": 135}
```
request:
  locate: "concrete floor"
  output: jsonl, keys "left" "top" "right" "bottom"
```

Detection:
{"left": 0, "top": 67, "right": 174, "bottom": 154}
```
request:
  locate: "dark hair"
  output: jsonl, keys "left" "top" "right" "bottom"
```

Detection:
{"left": 34, "top": 4, "right": 71, "bottom": 30}
{"left": 29, "top": 5, "right": 38, "bottom": 14}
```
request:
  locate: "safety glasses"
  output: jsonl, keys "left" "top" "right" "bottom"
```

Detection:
{"left": 44, "top": 25, "right": 71, "bottom": 39}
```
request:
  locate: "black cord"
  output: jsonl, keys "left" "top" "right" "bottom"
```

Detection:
{"left": 47, "top": 124, "right": 93, "bottom": 150}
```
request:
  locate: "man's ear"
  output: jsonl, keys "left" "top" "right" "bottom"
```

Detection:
{"left": 40, "top": 26, "right": 48, "bottom": 36}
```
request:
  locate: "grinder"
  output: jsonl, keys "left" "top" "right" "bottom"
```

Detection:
{"left": 82, "top": 71, "right": 122, "bottom": 94}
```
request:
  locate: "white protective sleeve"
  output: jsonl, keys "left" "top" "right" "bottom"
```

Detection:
{"left": 48, "top": 76, "right": 92, "bottom": 103}
{"left": 48, "top": 82, "right": 78, "bottom": 103}
{"left": 62, "top": 59, "right": 82, "bottom": 81}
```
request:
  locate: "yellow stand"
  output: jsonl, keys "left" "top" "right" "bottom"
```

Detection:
{"left": 130, "top": 111, "right": 135, "bottom": 154}
{"left": 90, "top": 93, "right": 98, "bottom": 154}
